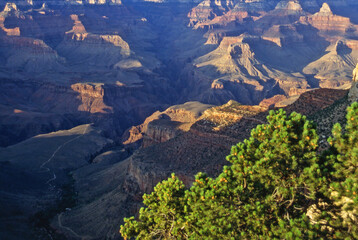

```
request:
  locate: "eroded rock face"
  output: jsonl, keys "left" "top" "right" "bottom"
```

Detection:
{"left": 54, "top": 88, "right": 348, "bottom": 240}
{"left": 188, "top": 0, "right": 229, "bottom": 27}
{"left": 0, "top": 4, "right": 180, "bottom": 146}
{"left": 349, "top": 64, "right": 358, "bottom": 102}
{"left": 303, "top": 39, "right": 358, "bottom": 87}
{"left": 182, "top": 34, "right": 310, "bottom": 105}
{"left": 176, "top": 0, "right": 358, "bottom": 107}
{"left": 0, "top": 0, "right": 356, "bottom": 126}
{"left": 1, "top": 37, "right": 66, "bottom": 72}
{"left": 3, "top": 3, "right": 18, "bottom": 12}
{"left": 299, "top": 2, "right": 355, "bottom": 38}
{"left": 54, "top": 100, "right": 267, "bottom": 239}
{"left": 122, "top": 101, "right": 213, "bottom": 147}
{"left": 0, "top": 78, "right": 168, "bottom": 146}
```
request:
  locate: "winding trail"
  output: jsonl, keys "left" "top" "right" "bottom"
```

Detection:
{"left": 38, "top": 124, "right": 93, "bottom": 239}
{"left": 57, "top": 213, "right": 89, "bottom": 239}
{"left": 40, "top": 125, "right": 89, "bottom": 184}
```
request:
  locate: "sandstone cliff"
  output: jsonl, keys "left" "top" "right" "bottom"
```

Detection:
{"left": 122, "top": 101, "right": 213, "bottom": 147}
{"left": 299, "top": 2, "right": 357, "bottom": 41}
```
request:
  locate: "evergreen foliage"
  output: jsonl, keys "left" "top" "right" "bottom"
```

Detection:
{"left": 120, "top": 103, "right": 358, "bottom": 239}
{"left": 327, "top": 102, "right": 358, "bottom": 239}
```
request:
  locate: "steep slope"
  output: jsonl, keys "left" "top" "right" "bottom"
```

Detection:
{"left": 0, "top": 4, "right": 179, "bottom": 146}
{"left": 303, "top": 39, "right": 358, "bottom": 87}
{"left": 0, "top": 78, "right": 168, "bottom": 147}
{"left": 297, "top": 3, "right": 358, "bottom": 86}
{"left": 254, "top": 0, "right": 307, "bottom": 31}
{"left": 0, "top": 124, "right": 112, "bottom": 240}
{"left": 53, "top": 88, "right": 348, "bottom": 240}
{"left": 0, "top": 1, "right": 357, "bottom": 148}
{"left": 56, "top": 14, "right": 131, "bottom": 69}
{"left": 0, "top": 36, "right": 66, "bottom": 72}
{"left": 299, "top": 2, "right": 357, "bottom": 40}
{"left": 181, "top": 34, "right": 309, "bottom": 105}
{"left": 123, "top": 101, "right": 214, "bottom": 147}
{"left": 174, "top": 1, "right": 358, "bottom": 106}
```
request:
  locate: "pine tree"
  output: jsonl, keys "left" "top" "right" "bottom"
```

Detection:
{"left": 183, "top": 109, "right": 324, "bottom": 239}
{"left": 120, "top": 174, "right": 187, "bottom": 239}
{"left": 327, "top": 102, "right": 358, "bottom": 239}
{"left": 119, "top": 103, "right": 358, "bottom": 240}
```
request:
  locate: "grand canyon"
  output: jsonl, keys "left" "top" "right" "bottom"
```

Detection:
{"left": 0, "top": 0, "right": 357, "bottom": 239}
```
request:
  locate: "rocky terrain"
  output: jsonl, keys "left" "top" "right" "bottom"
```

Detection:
{"left": 122, "top": 101, "right": 214, "bottom": 147}
{"left": 0, "top": 0, "right": 358, "bottom": 239}
{"left": 0, "top": 124, "right": 114, "bottom": 239}
{"left": 51, "top": 88, "right": 348, "bottom": 240}
{"left": 181, "top": 0, "right": 358, "bottom": 105}
{"left": 0, "top": 0, "right": 357, "bottom": 146}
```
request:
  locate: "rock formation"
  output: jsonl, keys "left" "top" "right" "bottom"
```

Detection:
{"left": 299, "top": 2, "right": 356, "bottom": 40}
{"left": 348, "top": 63, "right": 358, "bottom": 102}
{"left": 51, "top": 88, "right": 348, "bottom": 239}
{"left": 255, "top": 0, "right": 306, "bottom": 30}
{"left": 303, "top": 40, "right": 358, "bottom": 87}
{"left": 183, "top": 34, "right": 310, "bottom": 105}
{"left": 122, "top": 101, "right": 213, "bottom": 147}
{"left": 0, "top": 3, "right": 21, "bottom": 36}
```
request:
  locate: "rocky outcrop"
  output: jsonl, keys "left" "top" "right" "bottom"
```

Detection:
{"left": 254, "top": 0, "right": 306, "bottom": 31}
{"left": 188, "top": 0, "right": 230, "bottom": 27}
{"left": 0, "top": 0, "right": 354, "bottom": 116}
{"left": 1, "top": 2, "right": 358, "bottom": 239}
{"left": 284, "top": 88, "right": 348, "bottom": 116}
{"left": 184, "top": 34, "right": 309, "bottom": 105}
{"left": 349, "top": 64, "right": 358, "bottom": 102}
{"left": 262, "top": 24, "right": 304, "bottom": 47}
{"left": 0, "top": 3, "right": 21, "bottom": 36}
{"left": 53, "top": 99, "right": 267, "bottom": 239}
{"left": 0, "top": 36, "right": 66, "bottom": 72}
{"left": 259, "top": 94, "right": 288, "bottom": 108}
{"left": 195, "top": 9, "right": 249, "bottom": 30}
{"left": 202, "top": 99, "right": 266, "bottom": 128}
{"left": 303, "top": 39, "right": 357, "bottom": 87}
{"left": 275, "top": 0, "right": 304, "bottom": 13}
{"left": 2, "top": 3, "right": 19, "bottom": 13}
{"left": 233, "top": 0, "right": 277, "bottom": 12}
{"left": 122, "top": 101, "right": 213, "bottom": 147}
{"left": 55, "top": 14, "right": 131, "bottom": 68}
{"left": 0, "top": 80, "right": 107, "bottom": 146}
{"left": 178, "top": 1, "right": 358, "bottom": 107}
{"left": 299, "top": 3, "right": 356, "bottom": 40}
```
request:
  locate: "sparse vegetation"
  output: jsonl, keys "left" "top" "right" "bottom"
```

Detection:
{"left": 31, "top": 174, "right": 78, "bottom": 240}
{"left": 120, "top": 102, "right": 358, "bottom": 239}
